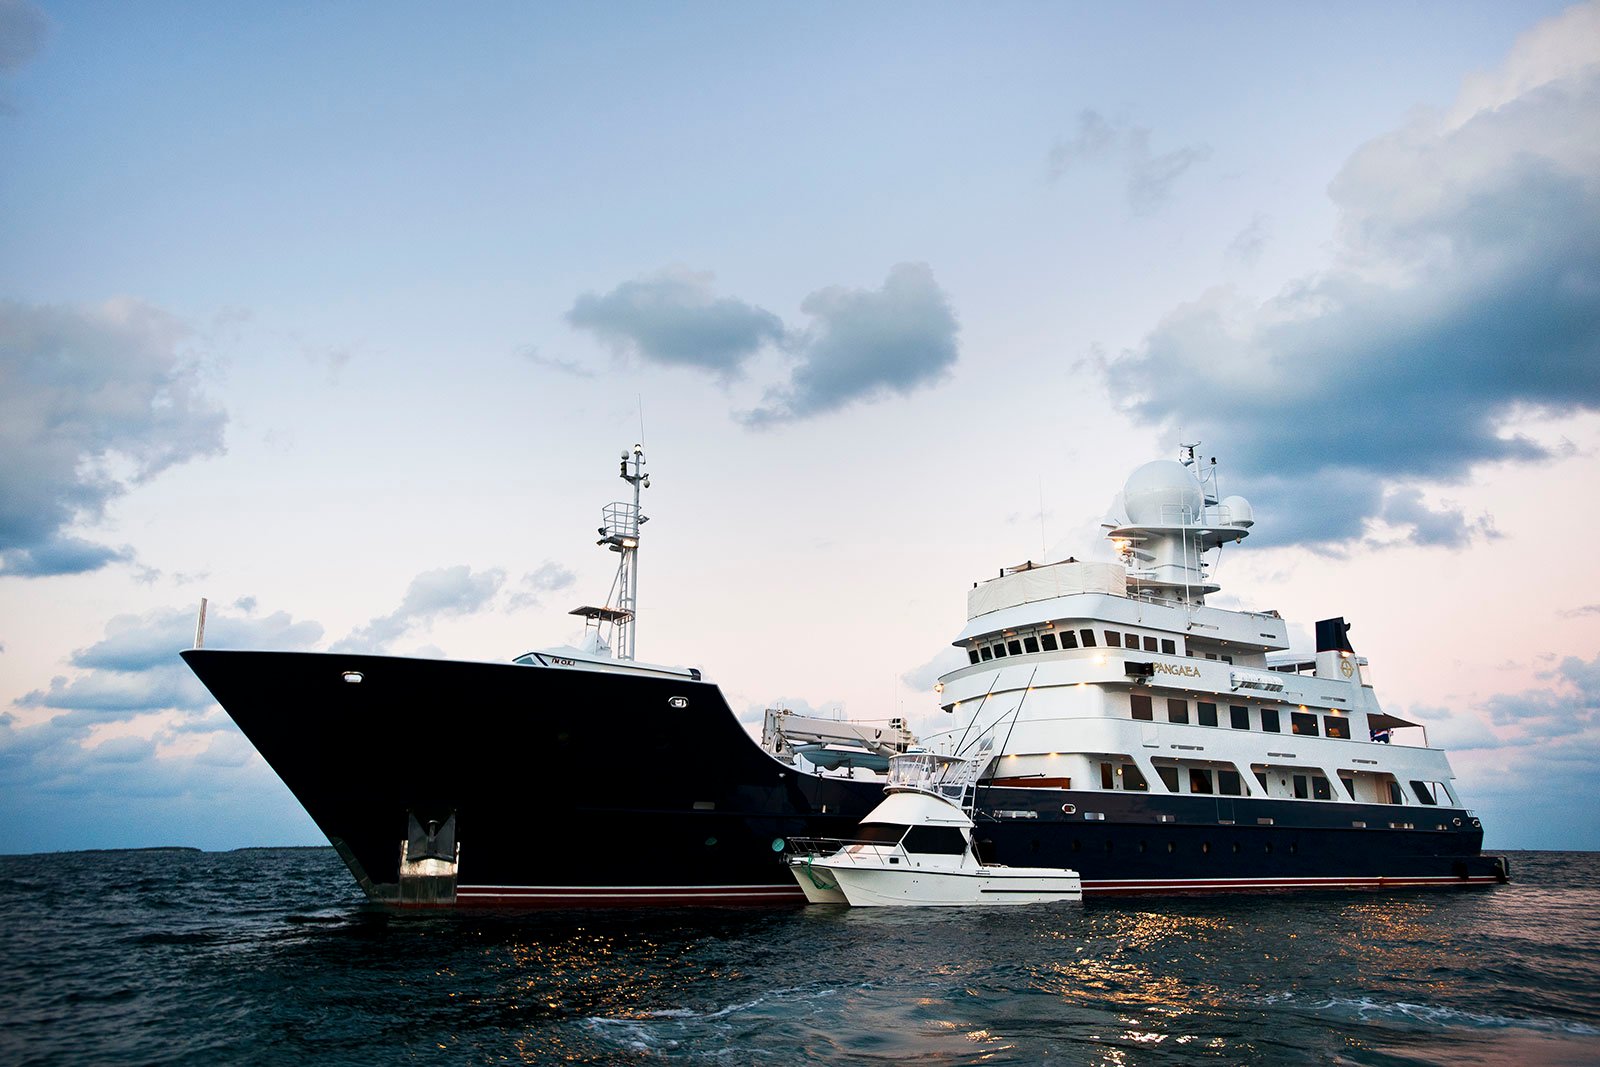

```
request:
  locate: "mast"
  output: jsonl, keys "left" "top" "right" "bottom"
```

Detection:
{"left": 600, "top": 445, "right": 649, "bottom": 660}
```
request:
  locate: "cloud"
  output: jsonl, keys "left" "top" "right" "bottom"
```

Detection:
{"left": 1562, "top": 604, "right": 1600, "bottom": 618}
{"left": 0, "top": 1, "right": 46, "bottom": 76}
{"left": 742, "top": 263, "right": 960, "bottom": 426}
{"left": 0, "top": 298, "right": 228, "bottom": 576}
{"left": 1226, "top": 214, "right": 1270, "bottom": 265}
{"left": 516, "top": 345, "right": 595, "bottom": 379}
{"left": 1048, "top": 110, "right": 1213, "bottom": 213}
{"left": 508, "top": 561, "right": 577, "bottom": 610}
{"left": 0, "top": 601, "right": 332, "bottom": 850}
{"left": 331, "top": 564, "right": 505, "bottom": 652}
{"left": 1104, "top": 9, "right": 1600, "bottom": 550}
{"left": 901, "top": 646, "right": 971, "bottom": 693}
{"left": 16, "top": 603, "right": 323, "bottom": 719}
{"left": 566, "top": 267, "right": 785, "bottom": 376}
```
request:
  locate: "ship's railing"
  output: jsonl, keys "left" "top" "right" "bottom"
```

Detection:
{"left": 784, "top": 836, "right": 901, "bottom": 862}
{"left": 887, "top": 751, "right": 987, "bottom": 810}
{"left": 601, "top": 501, "right": 639, "bottom": 539}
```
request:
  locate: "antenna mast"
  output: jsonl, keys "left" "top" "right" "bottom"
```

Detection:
{"left": 597, "top": 445, "right": 649, "bottom": 660}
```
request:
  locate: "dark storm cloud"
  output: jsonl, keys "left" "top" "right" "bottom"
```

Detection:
{"left": 0, "top": 299, "right": 228, "bottom": 576}
{"left": 742, "top": 263, "right": 960, "bottom": 427}
{"left": 331, "top": 565, "right": 505, "bottom": 653}
{"left": 1484, "top": 654, "right": 1600, "bottom": 738}
{"left": 566, "top": 268, "right": 785, "bottom": 376}
{"left": 1105, "top": 67, "right": 1600, "bottom": 550}
{"left": 1048, "top": 110, "right": 1212, "bottom": 214}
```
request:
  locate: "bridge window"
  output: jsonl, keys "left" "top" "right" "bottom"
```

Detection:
{"left": 1325, "top": 715, "right": 1351, "bottom": 739}
{"left": 1023, "top": 636, "right": 1039, "bottom": 654}
{"left": 1198, "top": 701, "right": 1218, "bottom": 727}
{"left": 1230, "top": 705, "right": 1250, "bottom": 730}
{"left": 1161, "top": 639, "right": 1176, "bottom": 654}
{"left": 1143, "top": 636, "right": 1158, "bottom": 652}
{"left": 1218, "top": 769, "right": 1243, "bottom": 796}
{"left": 1006, "top": 640, "right": 1022, "bottom": 656}
{"left": 856, "top": 823, "right": 908, "bottom": 844}
{"left": 1131, "top": 694, "right": 1154, "bottom": 721}
{"left": 1105, "top": 631, "right": 1122, "bottom": 647}
{"left": 1261, "top": 708, "right": 1281, "bottom": 733}
{"left": 980, "top": 646, "right": 993, "bottom": 661}
{"left": 1059, "top": 630, "right": 1079, "bottom": 649}
{"left": 1079, "top": 629, "right": 1097, "bottom": 647}
{"left": 904, "top": 826, "right": 968, "bottom": 854}
{"left": 1167, "top": 699, "right": 1189, "bottom": 724}
{"left": 968, "top": 648, "right": 981, "bottom": 664}
{"left": 1125, "top": 632, "right": 1140, "bottom": 648}
{"left": 1040, "top": 633, "right": 1059, "bottom": 651}
{"left": 992, "top": 643, "right": 1007, "bottom": 658}
{"left": 1291, "top": 711, "right": 1319, "bottom": 736}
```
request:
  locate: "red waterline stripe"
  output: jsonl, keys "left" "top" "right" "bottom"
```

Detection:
{"left": 1081, "top": 875, "right": 1501, "bottom": 893}
{"left": 455, "top": 883, "right": 804, "bottom": 906}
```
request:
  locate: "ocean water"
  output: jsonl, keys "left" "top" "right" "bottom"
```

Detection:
{"left": 1, "top": 849, "right": 1596, "bottom": 1066}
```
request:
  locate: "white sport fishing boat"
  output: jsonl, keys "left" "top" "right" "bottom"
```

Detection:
{"left": 786, "top": 752, "right": 1083, "bottom": 907}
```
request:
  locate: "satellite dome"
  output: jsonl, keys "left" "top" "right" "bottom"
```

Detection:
{"left": 1122, "top": 460, "right": 1204, "bottom": 525}
{"left": 1221, "top": 495, "right": 1254, "bottom": 527}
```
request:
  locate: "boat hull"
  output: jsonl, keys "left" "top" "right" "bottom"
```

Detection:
{"left": 182, "top": 650, "right": 1507, "bottom": 906}
{"left": 815, "top": 863, "right": 1082, "bottom": 907}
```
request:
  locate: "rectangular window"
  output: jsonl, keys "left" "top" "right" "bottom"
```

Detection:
{"left": 1189, "top": 768, "right": 1214, "bottom": 794}
{"left": 1040, "top": 633, "right": 1058, "bottom": 651}
{"left": 1124, "top": 764, "right": 1148, "bottom": 791}
{"left": 1105, "top": 631, "right": 1122, "bottom": 647}
{"left": 1143, "top": 636, "right": 1159, "bottom": 652}
{"left": 1131, "top": 694, "right": 1154, "bottom": 721}
{"left": 1291, "top": 711, "right": 1319, "bottom": 736}
{"left": 968, "top": 648, "right": 981, "bottom": 664}
{"left": 980, "top": 646, "right": 993, "bottom": 661}
{"left": 992, "top": 643, "right": 1007, "bottom": 658}
{"left": 1218, "top": 769, "right": 1242, "bottom": 796}
{"left": 1157, "top": 765, "right": 1180, "bottom": 793}
{"left": 1261, "top": 707, "right": 1281, "bottom": 733}
{"left": 1340, "top": 774, "right": 1356, "bottom": 800}
{"left": 1006, "top": 639, "right": 1023, "bottom": 656}
{"left": 1100, "top": 762, "right": 1114, "bottom": 789}
{"left": 1198, "top": 701, "right": 1218, "bottom": 727}
{"left": 1313, "top": 776, "right": 1332, "bottom": 800}
{"left": 1230, "top": 705, "right": 1250, "bottom": 730}
{"left": 1023, "top": 636, "right": 1039, "bottom": 654}
{"left": 1324, "top": 716, "right": 1351, "bottom": 739}
{"left": 1411, "top": 780, "right": 1439, "bottom": 806}
{"left": 1059, "top": 630, "right": 1079, "bottom": 649}
{"left": 1222, "top": 655, "right": 1233, "bottom": 664}
{"left": 1079, "top": 629, "right": 1097, "bottom": 647}
{"left": 1206, "top": 652, "right": 1218, "bottom": 660}
{"left": 1161, "top": 639, "right": 1176, "bottom": 654}
{"left": 1254, "top": 770, "right": 1270, "bottom": 792}
{"left": 1167, "top": 698, "right": 1189, "bottom": 724}
{"left": 1125, "top": 632, "right": 1140, "bottom": 648}
{"left": 1293, "top": 774, "right": 1310, "bottom": 799}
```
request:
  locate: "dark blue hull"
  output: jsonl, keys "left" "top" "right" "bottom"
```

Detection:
{"left": 181, "top": 649, "right": 1505, "bottom": 905}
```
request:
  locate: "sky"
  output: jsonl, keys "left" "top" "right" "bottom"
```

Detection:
{"left": 2, "top": 0, "right": 1597, "bottom": 853}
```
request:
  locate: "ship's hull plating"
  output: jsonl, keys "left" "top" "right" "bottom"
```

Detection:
{"left": 183, "top": 650, "right": 1505, "bottom": 906}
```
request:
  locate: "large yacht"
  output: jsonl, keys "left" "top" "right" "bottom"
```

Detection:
{"left": 181, "top": 446, "right": 1506, "bottom": 905}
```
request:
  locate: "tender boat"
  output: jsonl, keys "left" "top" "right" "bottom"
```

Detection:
{"left": 786, "top": 752, "right": 1083, "bottom": 907}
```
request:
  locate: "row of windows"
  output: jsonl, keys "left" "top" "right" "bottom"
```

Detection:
{"left": 968, "top": 628, "right": 1180, "bottom": 665}
{"left": 1130, "top": 695, "right": 1353, "bottom": 739}
{"left": 1098, "top": 757, "right": 1440, "bottom": 805}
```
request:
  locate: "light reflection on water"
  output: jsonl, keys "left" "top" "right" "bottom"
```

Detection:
{"left": 5, "top": 849, "right": 1599, "bottom": 1065}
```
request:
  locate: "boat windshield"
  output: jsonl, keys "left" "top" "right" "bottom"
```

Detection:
{"left": 854, "top": 823, "right": 908, "bottom": 844}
